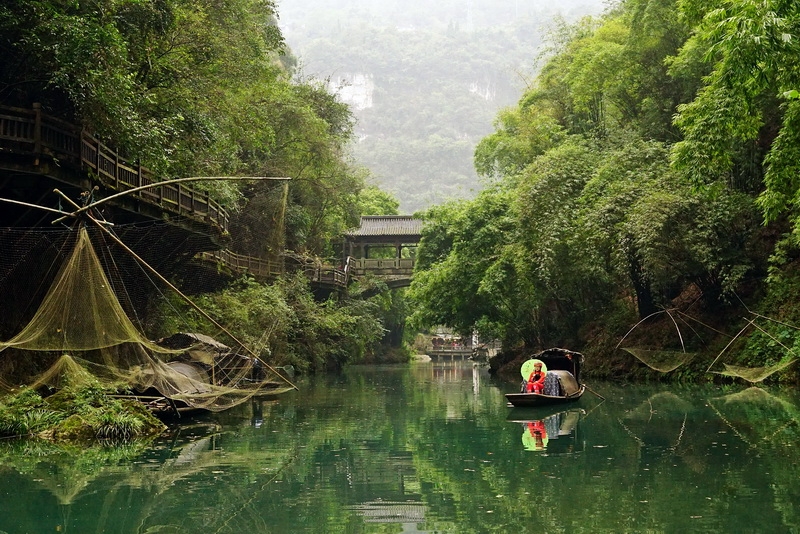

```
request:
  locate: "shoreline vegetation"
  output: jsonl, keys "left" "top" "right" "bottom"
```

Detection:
{"left": 404, "top": 0, "right": 800, "bottom": 388}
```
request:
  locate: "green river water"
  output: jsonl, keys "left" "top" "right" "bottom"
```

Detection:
{"left": 1, "top": 361, "right": 799, "bottom": 533}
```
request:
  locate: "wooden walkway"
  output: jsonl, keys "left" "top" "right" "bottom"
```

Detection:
{"left": 0, "top": 104, "right": 416, "bottom": 291}
{"left": 196, "top": 251, "right": 349, "bottom": 287}
{"left": 0, "top": 104, "right": 228, "bottom": 234}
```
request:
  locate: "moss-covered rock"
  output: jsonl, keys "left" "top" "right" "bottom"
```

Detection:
{"left": 0, "top": 386, "right": 166, "bottom": 443}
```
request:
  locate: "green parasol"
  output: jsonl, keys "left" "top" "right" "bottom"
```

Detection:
{"left": 520, "top": 359, "right": 547, "bottom": 379}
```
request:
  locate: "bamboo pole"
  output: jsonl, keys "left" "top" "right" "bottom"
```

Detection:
{"left": 92, "top": 215, "right": 298, "bottom": 390}
{"left": 584, "top": 384, "right": 605, "bottom": 401}
{"left": 51, "top": 176, "right": 290, "bottom": 225}
{"left": 0, "top": 197, "right": 73, "bottom": 216}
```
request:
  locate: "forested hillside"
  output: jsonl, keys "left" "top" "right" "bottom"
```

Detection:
{"left": 0, "top": 0, "right": 405, "bottom": 372}
{"left": 277, "top": 0, "right": 605, "bottom": 212}
{"left": 408, "top": 0, "right": 800, "bottom": 383}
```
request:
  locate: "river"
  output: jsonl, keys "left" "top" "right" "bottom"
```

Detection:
{"left": 1, "top": 361, "right": 799, "bottom": 533}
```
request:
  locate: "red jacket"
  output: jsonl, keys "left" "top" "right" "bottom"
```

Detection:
{"left": 526, "top": 371, "right": 546, "bottom": 392}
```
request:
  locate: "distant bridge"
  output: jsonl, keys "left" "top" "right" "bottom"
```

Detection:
{"left": 425, "top": 347, "right": 474, "bottom": 361}
{"left": 341, "top": 215, "right": 423, "bottom": 288}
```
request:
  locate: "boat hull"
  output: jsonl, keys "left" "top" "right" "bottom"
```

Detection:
{"left": 505, "top": 385, "right": 586, "bottom": 408}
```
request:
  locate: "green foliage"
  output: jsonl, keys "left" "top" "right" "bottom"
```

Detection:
{"left": 735, "top": 256, "right": 800, "bottom": 379}
{"left": 160, "top": 274, "right": 385, "bottom": 373}
{"left": 671, "top": 0, "right": 800, "bottom": 210}
{"left": 408, "top": 187, "right": 519, "bottom": 342}
{"left": 187, "top": 277, "right": 292, "bottom": 355}
{"left": 355, "top": 186, "right": 400, "bottom": 216}
{"left": 531, "top": 5, "right": 694, "bottom": 141}
{"left": 0, "top": 389, "right": 44, "bottom": 437}
{"left": 412, "top": 0, "right": 781, "bottom": 362}
{"left": 581, "top": 138, "right": 760, "bottom": 310}
{"left": 474, "top": 107, "right": 566, "bottom": 180}
{"left": 277, "top": 274, "right": 385, "bottom": 371}
{"left": 2, "top": 0, "right": 381, "bottom": 258}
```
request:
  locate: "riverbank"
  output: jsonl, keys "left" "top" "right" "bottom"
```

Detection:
{"left": 490, "top": 284, "right": 800, "bottom": 385}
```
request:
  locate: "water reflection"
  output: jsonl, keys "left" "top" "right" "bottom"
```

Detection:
{"left": 0, "top": 407, "right": 296, "bottom": 533}
{"left": 1, "top": 365, "right": 800, "bottom": 533}
{"left": 508, "top": 408, "right": 584, "bottom": 452}
{"left": 708, "top": 387, "right": 800, "bottom": 449}
{"left": 618, "top": 391, "right": 693, "bottom": 450}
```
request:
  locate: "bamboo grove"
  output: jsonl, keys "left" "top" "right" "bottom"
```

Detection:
{"left": 408, "top": 0, "right": 800, "bottom": 382}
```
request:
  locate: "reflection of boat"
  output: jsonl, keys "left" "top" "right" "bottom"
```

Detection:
{"left": 505, "top": 348, "right": 585, "bottom": 407}
{"left": 509, "top": 408, "right": 584, "bottom": 452}
{"left": 506, "top": 403, "right": 580, "bottom": 423}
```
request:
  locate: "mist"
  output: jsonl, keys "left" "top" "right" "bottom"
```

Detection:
{"left": 277, "top": 0, "right": 608, "bottom": 213}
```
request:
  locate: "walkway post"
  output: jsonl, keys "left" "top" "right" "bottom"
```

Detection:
{"left": 32, "top": 103, "right": 41, "bottom": 165}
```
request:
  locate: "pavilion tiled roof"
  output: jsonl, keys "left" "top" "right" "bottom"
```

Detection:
{"left": 346, "top": 215, "right": 423, "bottom": 237}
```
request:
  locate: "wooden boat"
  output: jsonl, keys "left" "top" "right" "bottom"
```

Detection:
{"left": 505, "top": 348, "right": 586, "bottom": 408}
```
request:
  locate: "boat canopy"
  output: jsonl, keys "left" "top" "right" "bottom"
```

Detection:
{"left": 530, "top": 348, "right": 584, "bottom": 383}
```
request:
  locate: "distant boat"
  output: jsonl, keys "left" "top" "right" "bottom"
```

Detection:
{"left": 505, "top": 348, "right": 586, "bottom": 408}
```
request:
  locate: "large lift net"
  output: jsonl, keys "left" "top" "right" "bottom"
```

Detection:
{"left": 620, "top": 308, "right": 797, "bottom": 382}
{"left": 0, "top": 224, "right": 294, "bottom": 412}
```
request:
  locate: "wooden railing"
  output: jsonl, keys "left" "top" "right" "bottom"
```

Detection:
{"left": 196, "top": 250, "right": 350, "bottom": 287}
{"left": 349, "top": 257, "right": 415, "bottom": 276}
{"left": 196, "top": 251, "right": 415, "bottom": 290}
{"left": 308, "top": 265, "right": 348, "bottom": 287}
{"left": 0, "top": 104, "right": 228, "bottom": 232}
{"left": 197, "top": 250, "right": 283, "bottom": 279}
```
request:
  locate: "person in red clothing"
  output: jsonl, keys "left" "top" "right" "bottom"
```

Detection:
{"left": 526, "top": 361, "right": 546, "bottom": 393}
{"left": 522, "top": 419, "right": 549, "bottom": 451}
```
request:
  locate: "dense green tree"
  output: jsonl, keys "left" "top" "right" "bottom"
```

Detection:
{"left": 474, "top": 106, "right": 566, "bottom": 180}
{"left": 167, "top": 274, "right": 386, "bottom": 372}
{"left": 0, "top": 0, "right": 376, "bottom": 258}
{"left": 510, "top": 139, "right": 607, "bottom": 341}
{"left": 411, "top": 0, "right": 778, "bottom": 359}
{"left": 0, "top": 0, "right": 402, "bottom": 373}
{"left": 581, "top": 137, "right": 760, "bottom": 317}
{"left": 671, "top": 0, "right": 800, "bottom": 214}
{"left": 355, "top": 186, "right": 400, "bottom": 216}
{"left": 0, "top": 0, "right": 285, "bottom": 175}
{"left": 409, "top": 186, "right": 518, "bottom": 342}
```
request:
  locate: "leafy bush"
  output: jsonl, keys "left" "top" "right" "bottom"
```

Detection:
{"left": 154, "top": 273, "right": 387, "bottom": 373}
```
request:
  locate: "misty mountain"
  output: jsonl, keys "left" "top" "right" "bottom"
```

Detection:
{"left": 277, "top": 0, "right": 607, "bottom": 212}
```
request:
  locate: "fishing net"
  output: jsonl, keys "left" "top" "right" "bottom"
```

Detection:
{"left": 710, "top": 358, "right": 797, "bottom": 383}
{"left": 622, "top": 347, "right": 696, "bottom": 372}
{"left": 0, "top": 228, "right": 165, "bottom": 352}
{"left": 0, "top": 224, "right": 294, "bottom": 412}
